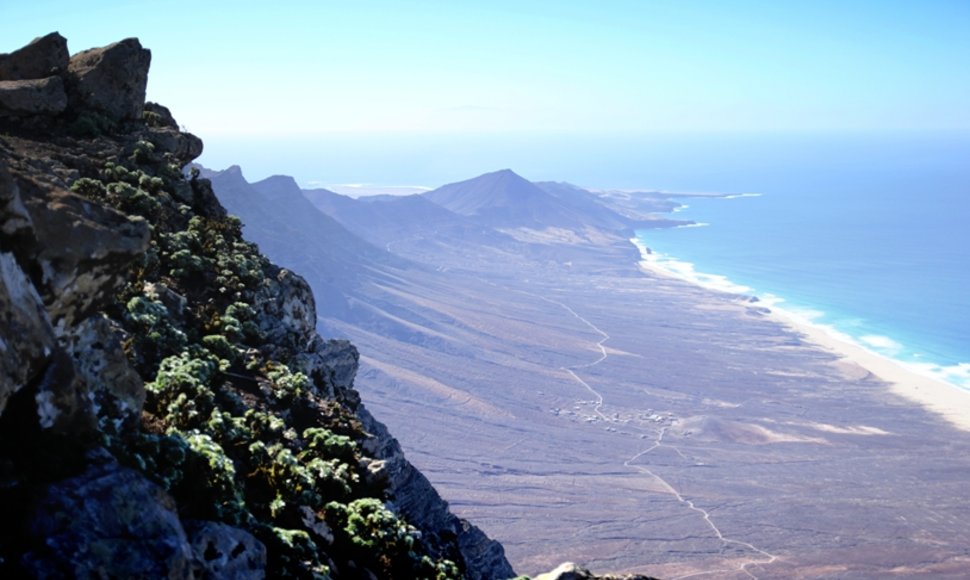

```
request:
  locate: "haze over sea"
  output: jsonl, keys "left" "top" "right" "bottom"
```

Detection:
{"left": 629, "top": 130, "right": 970, "bottom": 393}
{"left": 202, "top": 129, "right": 970, "bottom": 392}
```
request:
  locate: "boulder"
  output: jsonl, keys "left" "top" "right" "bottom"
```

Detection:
{"left": 13, "top": 177, "right": 149, "bottom": 332}
{"left": 184, "top": 520, "right": 267, "bottom": 579}
{"left": 0, "top": 32, "right": 69, "bottom": 81}
{"left": 291, "top": 336, "right": 360, "bottom": 398}
{"left": 535, "top": 562, "right": 661, "bottom": 580}
{"left": 0, "top": 165, "right": 32, "bottom": 237}
{"left": 144, "top": 101, "right": 179, "bottom": 129}
{"left": 256, "top": 268, "right": 318, "bottom": 350}
{"left": 65, "top": 314, "right": 145, "bottom": 428}
{"left": 0, "top": 76, "right": 68, "bottom": 116}
{"left": 67, "top": 38, "right": 150, "bottom": 121}
{"left": 0, "top": 166, "right": 57, "bottom": 417}
{"left": 0, "top": 252, "right": 56, "bottom": 417}
{"left": 21, "top": 458, "right": 194, "bottom": 578}
{"left": 144, "top": 126, "right": 204, "bottom": 165}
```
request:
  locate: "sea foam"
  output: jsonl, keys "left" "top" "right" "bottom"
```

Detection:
{"left": 631, "top": 236, "right": 970, "bottom": 392}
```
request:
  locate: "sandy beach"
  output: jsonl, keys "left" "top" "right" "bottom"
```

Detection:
{"left": 769, "top": 307, "right": 970, "bottom": 433}
{"left": 634, "top": 254, "right": 970, "bottom": 434}
{"left": 318, "top": 229, "right": 970, "bottom": 578}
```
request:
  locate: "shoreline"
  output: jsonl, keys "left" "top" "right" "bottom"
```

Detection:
{"left": 630, "top": 238, "right": 970, "bottom": 433}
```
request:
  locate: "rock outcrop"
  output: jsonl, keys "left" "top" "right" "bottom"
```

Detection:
{"left": 0, "top": 32, "right": 69, "bottom": 81}
{"left": 534, "top": 562, "right": 660, "bottom": 580}
{"left": 0, "top": 33, "right": 516, "bottom": 579}
{"left": 0, "top": 77, "right": 67, "bottom": 116}
{"left": 0, "top": 32, "right": 150, "bottom": 124}
{"left": 66, "top": 38, "right": 151, "bottom": 121}
{"left": 22, "top": 455, "right": 194, "bottom": 579}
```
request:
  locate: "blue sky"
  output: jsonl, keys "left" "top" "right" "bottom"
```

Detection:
{"left": 3, "top": 0, "right": 968, "bottom": 138}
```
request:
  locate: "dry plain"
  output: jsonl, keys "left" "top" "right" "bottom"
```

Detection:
{"left": 328, "top": 233, "right": 970, "bottom": 578}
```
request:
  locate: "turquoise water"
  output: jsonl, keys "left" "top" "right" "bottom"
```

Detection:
{"left": 632, "top": 133, "right": 970, "bottom": 390}
{"left": 200, "top": 130, "right": 970, "bottom": 389}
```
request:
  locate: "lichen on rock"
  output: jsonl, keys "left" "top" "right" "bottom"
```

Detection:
{"left": 0, "top": 32, "right": 515, "bottom": 580}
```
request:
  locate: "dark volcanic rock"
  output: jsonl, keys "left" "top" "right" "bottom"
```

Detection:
{"left": 0, "top": 32, "right": 518, "bottom": 580}
{"left": 0, "top": 250, "right": 55, "bottom": 417}
{"left": 13, "top": 176, "right": 149, "bottom": 332}
{"left": 146, "top": 125, "right": 204, "bottom": 165}
{"left": 0, "top": 76, "right": 67, "bottom": 117}
{"left": 185, "top": 520, "right": 267, "bottom": 580}
{"left": 22, "top": 458, "right": 193, "bottom": 579}
{"left": 67, "top": 38, "right": 151, "bottom": 121}
{"left": 66, "top": 314, "right": 146, "bottom": 426}
{"left": 0, "top": 32, "right": 69, "bottom": 81}
{"left": 358, "top": 406, "right": 517, "bottom": 580}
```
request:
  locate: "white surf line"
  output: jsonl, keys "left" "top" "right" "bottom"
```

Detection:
{"left": 627, "top": 430, "right": 778, "bottom": 580}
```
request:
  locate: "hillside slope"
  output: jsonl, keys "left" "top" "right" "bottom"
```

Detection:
{"left": 0, "top": 33, "right": 514, "bottom": 580}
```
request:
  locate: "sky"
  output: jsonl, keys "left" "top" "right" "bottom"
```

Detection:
{"left": 2, "top": 1, "right": 968, "bottom": 184}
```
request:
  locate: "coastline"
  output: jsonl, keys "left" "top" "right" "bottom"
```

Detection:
{"left": 631, "top": 237, "right": 970, "bottom": 433}
{"left": 768, "top": 306, "right": 970, "bottom": 432}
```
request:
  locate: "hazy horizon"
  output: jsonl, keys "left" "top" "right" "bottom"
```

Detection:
{"left": 3, "top": 1, "right": 968, "bottom": 143}
{"left": 195, "top": 128, "right": 970, "bottom": 194}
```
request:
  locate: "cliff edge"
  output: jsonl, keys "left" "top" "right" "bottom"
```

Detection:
{"left": 0, "top": 33, "right": 514, "bottom": 579}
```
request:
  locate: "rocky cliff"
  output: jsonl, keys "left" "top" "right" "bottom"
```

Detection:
{"left": 0, "top": 33, "right": 514, "bottom": 579}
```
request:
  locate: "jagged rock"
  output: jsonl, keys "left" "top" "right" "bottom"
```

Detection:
{"left": 0, "top": 165, "right": 32, "bottom": 237}
{"left": 184, "top": 520, "right": 267, "bottom": 579}
{"left": 299, "top": 505, "right": 335, "bottom": 545}
{"left": 535, "top": 562, "right": 661, "bottom": 580}
{"left": 356, "top": 406, "right": 517, "bottom": 580}
{"left": 144, "top": 101, "right": 179, "bottom": 129}
{"left": 188, "top": 176, "right": 228, "bottom": 219}
{"left": 0, "top": 32, "right": 69, "bottom": 81}
{"left": 13, "top": 176, "right": 149, "bottom": 333}
{"left": 0, "top": 251, "right": 55, "bottom": 416}
{"left": 0, "top": 77, "right": 68, "bottom": 117}
{"left": 65, "top": 314, "right": 145, "bottom": 427}
{"left": 0, "top": 32, "right": 520, "bottom": 580}
{"left": 142, "top": 102, "right": 203, "bottom": 164}
{"left": 256, "top": 268, "right": 318, "bottom": 350}
{"left": 291, "top": 336, "right": 359, "bottom": 399}
{"left": 144, "top": 126, "right": 204, "bottom": 165}
{"left": 32, "top": 346, "right": 90, "bottom": 433}
{"left": 67, "top": 38, "right": 150, "bottom": 121}
{"left": 535, "top": 562, "right": 592, "bottom": 580}
{"left": 21, "top": 458, "right": 193, "bottom": 578}
{"left": 459, "top": 521, "right": 519, "bottom": 580}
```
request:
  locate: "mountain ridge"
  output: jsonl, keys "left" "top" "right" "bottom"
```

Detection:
{"left": 0, "top": 33, "right": 522, "bottom": 580}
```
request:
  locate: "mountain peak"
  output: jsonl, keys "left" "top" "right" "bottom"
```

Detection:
{"left": 224, "top": 164, "right": 244, "bottom": 177}
{"left": 422, "top": 168, "right": 583, "bottom": 228}
{"left": 252, "top": 174, "right": 303, "bottom": 201}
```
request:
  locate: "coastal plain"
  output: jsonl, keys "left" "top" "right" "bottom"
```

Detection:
{"left": 210, "top": 168, "right": 970, "bottom": 578}
{"left": 337, "top": 233, "right": 970, "bottom": 578}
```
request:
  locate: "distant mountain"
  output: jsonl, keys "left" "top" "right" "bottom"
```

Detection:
{"left": 303, "top": 188, "right": 472, "bottom": 247}
{"left": 422, "top": 169, "right": 588, "bottom": 229}
{"left": 534, "top": 181, "right": 636, "bottom": 232}
{"left": 204, "top": 166, "right": 402, "bottom": 318}
{"left": 423, "top": 169, "right": 642, "bottom": 234}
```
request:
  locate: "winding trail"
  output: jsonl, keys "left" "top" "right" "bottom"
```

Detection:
{"left": 540, "top": 294, "right": 778, "bottom": 579}
{"left": 625, "top": 430, "right": 778, "bottom": 579}
{"left": 538, "top": 296, "right": 612, "bottom": 422}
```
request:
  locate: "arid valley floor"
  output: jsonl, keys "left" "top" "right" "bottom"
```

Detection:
{"left": 338, "top": 236, "right": 970, "bottom": 578}
{"left": 212, "top": 168, "right": 970, "bottom": 578}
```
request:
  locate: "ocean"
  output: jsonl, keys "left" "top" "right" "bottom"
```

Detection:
{"left": 629, "top": 132, "right": 970, "bottom": 391}
{"left": 200, "top": 130, "right": 970, "bottom": 390}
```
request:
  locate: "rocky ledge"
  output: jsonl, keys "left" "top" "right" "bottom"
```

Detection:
{"left": 0, "top": 33, "right": 515, "bottom": 579}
